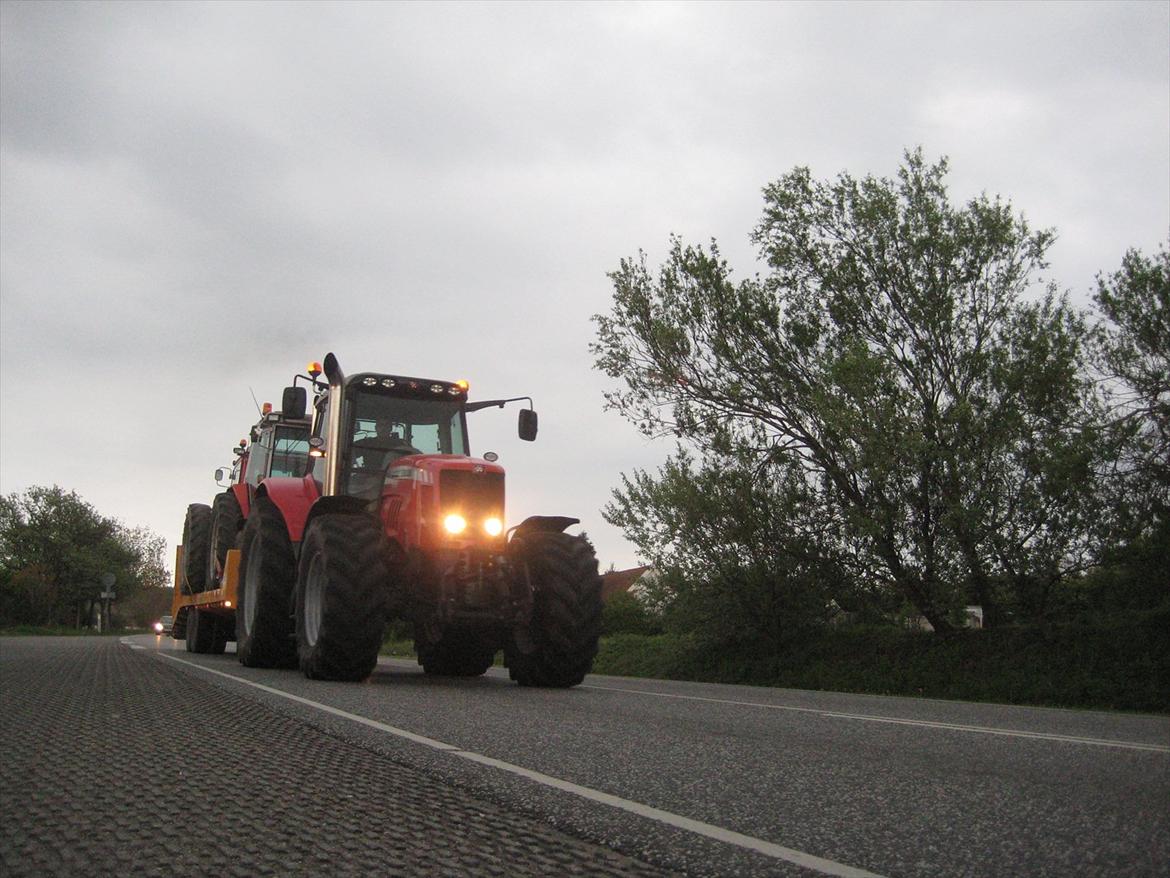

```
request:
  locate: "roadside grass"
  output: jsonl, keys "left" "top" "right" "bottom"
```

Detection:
{"left": 0, "top": 625, "right": 149, "bottom": 637}
{"left": 380, "top": 634, "right": 417, "bottom": 658}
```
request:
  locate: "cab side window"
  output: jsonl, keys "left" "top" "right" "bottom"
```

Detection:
{"left": 246, "top": 430, "right": 272, "bottom": 488}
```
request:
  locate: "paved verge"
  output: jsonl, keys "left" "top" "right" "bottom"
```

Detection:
{"left": 0, "top": 637, "right": 673, "bottom": 877}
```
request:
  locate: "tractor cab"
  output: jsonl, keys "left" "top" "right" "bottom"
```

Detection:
{"left": 215, "top": 407, "right": 311, "bottom": 490}
{"left": 308, "top": 373, "right": 472, "bottom": 501}
{"left": 291, "top": 356, "right": 540, "bottom": 556}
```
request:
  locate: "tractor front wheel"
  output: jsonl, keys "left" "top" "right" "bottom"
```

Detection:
{"left": 295, "top": 513, "right": 388, "bottom": 682}
{"left": 236, "top": 498, "right": 297, "bottom": 669}
{"left": 506, "top": 532, "right": 602, "bottom": 688}
{"left": 181, "top": 504, "right": 212, "bottom": 594}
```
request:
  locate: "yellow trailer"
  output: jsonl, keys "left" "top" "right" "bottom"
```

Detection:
{"left": 169, "top": 545, "right": 241, "bottom": 653}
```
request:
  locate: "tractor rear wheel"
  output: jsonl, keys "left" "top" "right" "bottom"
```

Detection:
{"left": 207, "top": 491, "right": 243, "bottom": 588}
{"left": 181, "top": 504, "right": 212, "bottom": 594}
{"left": 296, "top": 513, "right": 388, "bottom": 682}
{"left": 506, "top": 532, "right": 602, "bottom": 688}
{"left": 236, "top": 498, "right": 297, "bottom": 669}
{"left": 418, "top": 630, "right": 496, "bottom": 677}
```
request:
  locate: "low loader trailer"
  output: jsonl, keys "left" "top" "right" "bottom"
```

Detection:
{"left": 169, "top": 546, "right": 240, "bottom": 653}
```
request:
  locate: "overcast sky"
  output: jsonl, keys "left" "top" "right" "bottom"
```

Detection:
{"left": 1, "top": 0, "right": 1167, "bottom": 575}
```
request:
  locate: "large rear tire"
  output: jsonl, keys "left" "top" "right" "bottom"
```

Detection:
{"left": 181, "top": 504, "right": 212, "bottom": 594}
{"left": 296, "top": 513, "right": 388, "bottom": 682}
{"left": 236, "top": 498, "right": 297, "bottom": 669}
{"left": 506, "top": 532, "right": 602, "bottom": 688}
{"left": 207, "top": 491, "right": 243, "bottom": 588}
{"left": 418, "top": 629, "right": 496, "bottom": 677}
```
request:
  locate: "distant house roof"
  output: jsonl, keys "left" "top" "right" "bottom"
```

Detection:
{"left": 601, "top": 565, "right": 651, "bottom": 602}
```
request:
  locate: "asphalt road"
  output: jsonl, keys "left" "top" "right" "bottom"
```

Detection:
{"left": 2, "top": 635, "right": 1167, "bottom": 877}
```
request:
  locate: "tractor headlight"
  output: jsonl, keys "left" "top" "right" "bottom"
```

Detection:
{"left": 443, "top": 514, "right": 467, "bottom": 535}
{"left": 483, "top": 517, "right": 503, "bottom": 537}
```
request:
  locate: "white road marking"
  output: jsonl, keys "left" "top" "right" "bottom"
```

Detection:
{"left": 151, "top": 651, "right": 883, "bottom": 878}
{"left": 579, "top": 684, "right": 1170, "bottom": 753}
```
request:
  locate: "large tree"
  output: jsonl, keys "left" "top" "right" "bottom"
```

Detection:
{"left": 593, "top": 150, "right": 1105, "bottom": 632}
{"left": 603, "top": 447, "right": 880, "bottom": 650}
{"left": 1094, "top": 243, "right": 1169, "bottom": 503}
{"left": 0, "top": 485, "right": 168, "bottom": 627}
{"left": 1086, "top": 243, "right": 1170, "bottom": 615}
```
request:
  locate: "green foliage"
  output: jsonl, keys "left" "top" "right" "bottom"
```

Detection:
{"left": 595, "top": 608, "right": 1170, "bottom": 713}
{"left": 593, "top": 149, "right": 1109, "bottom": 633}
{"left": 601, "top": 590, "right": 663, "bottom": 636}
{"left": 604, "top": 449, "right": 879, "bottom": 648}
{"left": 0, "top": 486, "right": 168, "bottom": 627}
{"left": 379, "top": 618, "right": 418, "bottom": 656}
{"left": 1093, "top": 242, "right": 1170, "bottom": 510}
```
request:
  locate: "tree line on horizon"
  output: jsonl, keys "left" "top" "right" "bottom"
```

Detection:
{"left": 0, "top": 485, "right": 169, "bottom": 629}
{"left": 593, "top": 149, "right": 1168, "bottom": 647}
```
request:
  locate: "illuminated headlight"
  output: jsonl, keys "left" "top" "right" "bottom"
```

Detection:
{"left": 443, "top": 514, "right": 467, "bottom": 535}
{"left": 153, "top": 622, "right": 164, "bottom": 634}
{"left": 363, "top": 377, "right": 377, "bottom": 386}
{"left": 382, "top": 378, "right": 396, "bottom": 388}
{"left": 483, "top": 517, "right": 503, "bottom": 537}
{"left": 430, "top": 383, "right": 445, "bottom": 394}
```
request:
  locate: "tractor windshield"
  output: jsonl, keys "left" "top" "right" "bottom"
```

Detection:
{"left": 271, "top": 425, "right": 310, "bottom": 477}
{"left": 340, "top": 389, "right": 468, "bottom": 498}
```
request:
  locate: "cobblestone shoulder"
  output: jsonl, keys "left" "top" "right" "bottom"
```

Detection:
{"left": 0, "top": 637, "right": 673, "bottom": 877}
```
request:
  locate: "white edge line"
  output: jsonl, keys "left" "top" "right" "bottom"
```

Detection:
{"left": 150, "top": 650, "right": 883, "bottom": 878}
{"left": 579, "top": 684, "right": 1170, "bottom": 754}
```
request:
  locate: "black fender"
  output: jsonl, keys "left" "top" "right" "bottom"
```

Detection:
{"left": 303, "top": 494, "right": 376, "bottom": 540}
{"left": 509, "top": 516, "right": 580, "bottom": 541}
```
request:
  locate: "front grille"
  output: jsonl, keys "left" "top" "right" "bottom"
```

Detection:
{"left": 438, "top": 469, "right": 504, "bottom": 523}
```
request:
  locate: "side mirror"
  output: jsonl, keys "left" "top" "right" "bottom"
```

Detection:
{"left": 282, "top": 386, "right": 307, "bottom": 420}
{"left": 518, "top": 409, "right": 538, "bottom": 442}
{"left": 214, "top": 467, "right": 229, "bottom": 487}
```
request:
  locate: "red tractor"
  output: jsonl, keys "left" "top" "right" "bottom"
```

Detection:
{"left": 173, "top": 397, "right": 310, "bottom": 653}
{"left": 180, "top": 401, "right": 311, "bottom": 596}
{"left": 197, "top": 353, "right": 602, "bottom": 686}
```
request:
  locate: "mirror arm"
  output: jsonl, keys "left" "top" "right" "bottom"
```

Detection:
{"left": 465, "top": 396, "right": 534, "bottom": 413}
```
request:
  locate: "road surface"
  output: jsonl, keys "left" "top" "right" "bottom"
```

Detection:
{"left": 1, "top": 634, "right": 1166, "bottom": 876}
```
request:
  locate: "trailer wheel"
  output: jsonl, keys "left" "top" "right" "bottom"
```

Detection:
{"left": 418, "top": 630, "right": 496, "bottom": 677}
{"left": 186, "top": 608, "right": 219, "bottom": 654}
{"left": 236, "top": 498, "right": 297, "bottom": 669}
{"left": 184, "top": 607, "right": 200, "bottom": 652}
{"left": 181, "top": 504, "right": 212, "bottom": 594}
{"left": 506, "top": 532, "right": 602, "bottom": 688}
{"left": 207, "top": 491, "right": 243, "bottom": 588}
{"left": 296, "top": 513, "right": 387, "bottom": 682}
{"left": 208, "top": 613, "right": 229, "bottom": 655}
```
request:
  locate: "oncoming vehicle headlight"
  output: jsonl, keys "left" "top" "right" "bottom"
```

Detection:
{"left": 483, "top": 517, "right": 503, "bottom": 537}
{"left": 153, "top": 622, "right": 164, "bottom": 634}
{"left": 443, "top": 514, "right": 467, "bottom": 535}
